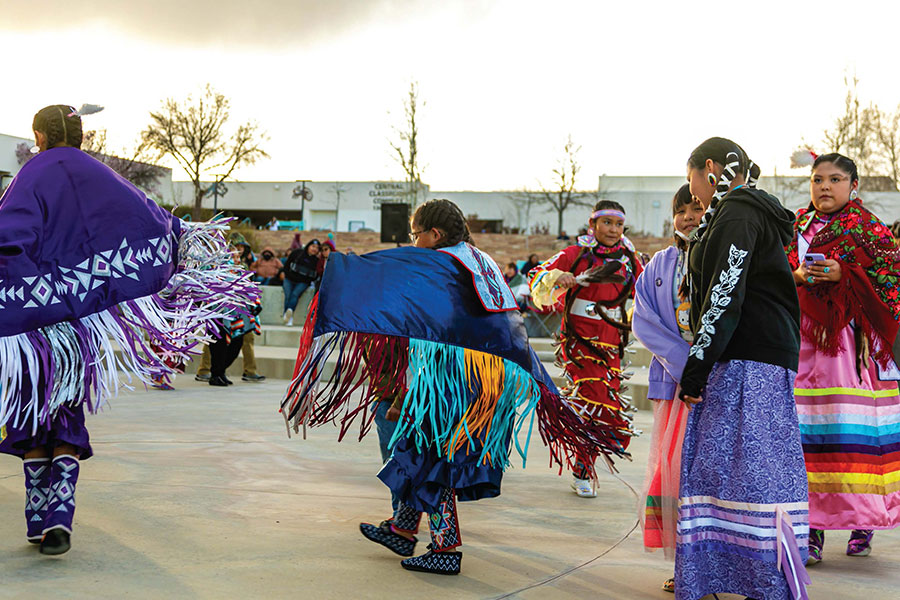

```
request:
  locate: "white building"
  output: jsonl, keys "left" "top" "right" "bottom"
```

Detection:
{"left": 4, "top": 132, "right": 898, "bottom": 235}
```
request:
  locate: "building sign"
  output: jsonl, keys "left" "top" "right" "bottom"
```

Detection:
{"left": 369, "top": 182, "right": 411, "bottom": 208}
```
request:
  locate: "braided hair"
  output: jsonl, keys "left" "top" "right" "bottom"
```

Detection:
{"left": 411, "top": 199, "right": 473, "bottom": 249}
{"left": 32, "top": 105, "right": 84, "bottom": 150}
{"left": 679, "top": 138, "right": 761, "bottom": 300}
{"left": 687, "top": 137, "right": 761, "bottom": 240}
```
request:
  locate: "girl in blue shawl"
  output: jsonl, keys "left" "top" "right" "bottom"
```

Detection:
{"left": 282, "top": 199, "right": 629, "bottom": 576}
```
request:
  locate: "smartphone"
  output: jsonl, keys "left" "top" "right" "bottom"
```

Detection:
{"left": 804, "top": 252, "right": 826, "bottom": 265}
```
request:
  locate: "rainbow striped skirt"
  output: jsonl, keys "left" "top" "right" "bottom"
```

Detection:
{"left": 796, "top": 324, "right": 900, "bottom": 530}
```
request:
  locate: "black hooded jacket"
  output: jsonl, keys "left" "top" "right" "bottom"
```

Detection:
{"left": 679, "top": 186, "right": 801, "bottom": 398}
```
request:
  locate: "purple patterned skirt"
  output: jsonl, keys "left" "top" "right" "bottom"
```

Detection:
{"left": 0, "top": 369, "right": 92, "bottom": 460}
{"left": 675, "top": 360, "right": 809, "bottom": 600}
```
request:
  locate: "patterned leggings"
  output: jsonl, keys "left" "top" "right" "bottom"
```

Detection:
{"left": 391, "top": 487, "right": 461, "bottom": 552}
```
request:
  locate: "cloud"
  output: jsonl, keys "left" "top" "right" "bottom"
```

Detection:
{"left": 1, "top": 0, "right": 473, "bottom": 47}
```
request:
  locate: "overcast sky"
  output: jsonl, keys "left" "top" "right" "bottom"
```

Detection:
{"left": 2, "top": 0, "right": 899, "bottom": 190}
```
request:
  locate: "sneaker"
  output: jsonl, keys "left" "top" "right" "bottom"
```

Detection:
{"left": 195, "top": 373, "right": 211, "bottom": 382}
{"left": 283, "top": 308, "right": 293, "bottom": 325}
{"left": 209, "top": 376, "right": 229, "bottom": 387}
{"left": 151, "top": 381, "right": 175, "bottom": 391}
{"left": 242, "top": 374, "right": 267, "bottom": 382}
{"left": 807, "top": 528, "right": 824, "bottom": 565}
{"left": 662, "top": 577, "right": 675, "bottom": 593}
{"left": 359, "top": 521, "right": 417, "bottom": 557}
{"left": 847, "top": 529, "right": 874, "bottom": 557}
{"left": 571, "top": 477, "right": 596, "bottom": 498}
{"left": 400, "top": 544, "right": 461, "bottom": 575}
{"left": 224, "top": 377, "right": 234, "bottom": 385}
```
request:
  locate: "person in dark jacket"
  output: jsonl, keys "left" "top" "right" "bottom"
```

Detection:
{"left": 281, "top": 239, "right": 320, "bottom": 326}
{"left": 673, "top": 138, "right": 810, "bottom": 600}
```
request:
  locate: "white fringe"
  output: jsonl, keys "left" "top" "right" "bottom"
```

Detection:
{"left": 0, "top": 217, "right": 259, "bottom": 434}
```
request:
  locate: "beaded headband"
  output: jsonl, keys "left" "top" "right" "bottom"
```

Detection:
{"left": 590, "top": 209, "right": 626, "bottom": 222}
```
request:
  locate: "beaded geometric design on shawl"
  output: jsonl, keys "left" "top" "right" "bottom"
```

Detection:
{"left": 0, "top": 233, "right": 175, "bottom": 311}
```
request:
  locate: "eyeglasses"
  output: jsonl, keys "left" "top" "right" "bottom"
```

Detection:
{"left": 409, "top": 230, "right": 425, "bottom": 242}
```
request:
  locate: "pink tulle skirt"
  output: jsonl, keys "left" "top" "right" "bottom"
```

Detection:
{"left": 639, "top": 392, "right": 689, "bottom": 559}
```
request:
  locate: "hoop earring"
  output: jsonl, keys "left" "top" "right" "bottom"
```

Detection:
{"left": 850, "top": 189, "right": 858, "bottom": 201}
{"left": 707, "top": 173, "right": 717, "bottom": 187}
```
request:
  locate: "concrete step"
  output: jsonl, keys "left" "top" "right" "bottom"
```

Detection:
{"left": 252, "top": 329, "right": 652, "bottom": 370}
{"left": 543, "top": 363, "right": 650, "bottom": 411}
{"left": 173, "top": 344, "right": 651, "bottom": 412}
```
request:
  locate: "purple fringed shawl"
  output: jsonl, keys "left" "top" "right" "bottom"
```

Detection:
{"left": 0, "top": 147, "right": 179, "bottom": 335}
{"left": 0, "top": 148, "right": 259, "bottom": 433}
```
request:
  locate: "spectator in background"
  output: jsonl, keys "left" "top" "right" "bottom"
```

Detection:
{"left": 268, "top": 217, "right": 280, "bottom": 231}
{"left": 557, "top": 230, "right": 571, "bottom": 241}
{"left": 229, "top": 232, "right": 255, "bottom": 270}
{"left": 520, "top": 253, "right": 540, "bottom": 275}
{"left": 251, "top": 247, "right": 283, "bottom": 286}
{"left": 503, "top": 262, "right": 529, "bottom": 310}
{"left": 281, "top": 239, "right": 320, "bottom": 326}
{"left": 316, "top": 239, "right": 336, "bottom": 286}
{"left": 289, "top": 233, "right": 303, "bottom": 251}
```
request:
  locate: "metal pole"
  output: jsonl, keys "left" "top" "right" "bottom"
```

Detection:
{"left": 301, "top": 181, "right": 306, "bottom": 231}
{"left": 335, "top": 184, "right": 341, "bottom": 232}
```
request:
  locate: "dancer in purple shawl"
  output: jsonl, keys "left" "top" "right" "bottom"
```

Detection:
{"left": 0, "top": 105, "right": 257, "bottom": 555}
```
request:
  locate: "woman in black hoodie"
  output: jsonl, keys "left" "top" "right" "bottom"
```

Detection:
{"left": 673, "top": 138, "right": 810, "bottom": 600}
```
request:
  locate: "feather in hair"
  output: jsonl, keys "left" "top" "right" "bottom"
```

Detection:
{"left": 68, "top": 104, "right": 105, "bottom": 117}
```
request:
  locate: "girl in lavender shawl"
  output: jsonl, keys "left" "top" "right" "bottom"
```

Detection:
{"left": 632, "top": 184, "right": 704, "bottom": 593}
{"left": 0, "top": 105, "right": 257, "bottom": 556}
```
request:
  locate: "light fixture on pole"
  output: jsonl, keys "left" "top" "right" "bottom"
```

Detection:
{"left": 205, "top": 175, "right": 228, "bottom": 213}
{"left": 293, "top": 180, "right": 313, "bottom": 230}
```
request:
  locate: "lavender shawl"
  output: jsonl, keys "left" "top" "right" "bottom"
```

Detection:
{"left": 632, "top": 245, "right": 690, "bottom": 400}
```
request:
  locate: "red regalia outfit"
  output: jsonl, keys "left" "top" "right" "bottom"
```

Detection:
{"left": 529, "top": 233, "right": 642, "bottom": 476}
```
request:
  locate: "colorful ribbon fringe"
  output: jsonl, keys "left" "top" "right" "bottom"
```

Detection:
{"left": 282, "top": 307, "right": 633, "bottom": 474}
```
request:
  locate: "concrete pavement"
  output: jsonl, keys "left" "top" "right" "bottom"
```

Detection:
{"left": 1, "top": 378, "right": 898, "bottom": 599}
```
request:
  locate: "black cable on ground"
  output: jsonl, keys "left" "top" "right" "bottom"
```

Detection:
{"left": 494, "top": 471, "right": 641, "bottom": 599}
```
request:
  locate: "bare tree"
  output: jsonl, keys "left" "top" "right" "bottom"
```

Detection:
{"left": 536, "top": 135, "right": 593, "bottom": 235}
{"left": 142, "top": 84, "right": 269, "bottom": 220}
{"left": 504, "top": 190, "right": 539, "bottom": 234}
{"left": 796, "top": 76, "right": 897, "bottom": 192}
{"left": 871, "top": 105, "right": 900, "bottom": 190}
{"left": 820, "top": 76, "right": 894, "bottom": 189}
{"left": 82, "top": 130, "right": 170, "bottom": 197}
{"left": 14, "top": 134, "right": 169, "bottom": 198}
{"left": 389, "top": 82, "right": 424, "bottom": 205}
{"left": 329, "top": 182, "right": 349, "bottom": 231}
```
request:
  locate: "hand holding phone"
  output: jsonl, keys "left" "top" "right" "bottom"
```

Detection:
{"left": 804, "top": 252, "right": 826, "bottom": 265}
